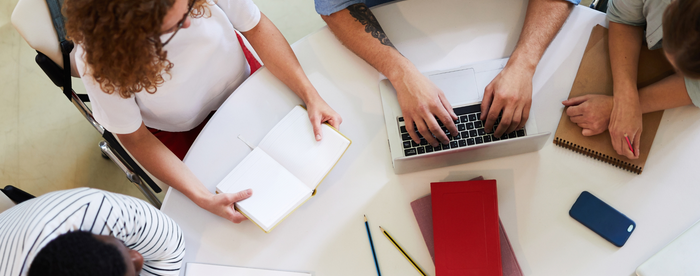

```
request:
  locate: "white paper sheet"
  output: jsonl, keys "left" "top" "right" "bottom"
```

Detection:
{"left": 186, "top": 263, "right": 312, "bottom": 276}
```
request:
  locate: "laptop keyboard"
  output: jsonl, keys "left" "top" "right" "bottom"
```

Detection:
{"left": 398, "top": 104, "right": 526, "bottom": 157}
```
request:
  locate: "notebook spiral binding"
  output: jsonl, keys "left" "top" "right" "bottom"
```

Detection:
{"left": 553, "top": 137, "right": 641, "bottom": 175}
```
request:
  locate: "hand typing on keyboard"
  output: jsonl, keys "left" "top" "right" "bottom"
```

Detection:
{"left": 393, "top": 73, "right": 458, "bottom": 147}
{"left": 399, "top": 104, "right": 526, "bottom": 157}
{"left": 480, "top": 64, "right": 533, "bottom": 138}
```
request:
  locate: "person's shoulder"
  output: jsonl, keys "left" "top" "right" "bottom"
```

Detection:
{"left": 40, "top": 187, "right": 96, "bottom": 198}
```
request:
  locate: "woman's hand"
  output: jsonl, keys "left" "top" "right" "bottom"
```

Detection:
{"left": 199, "top": 189, "right": 253, "bottom": 223}
{"left": 242, "top": 13, "right": 342, "bottom": 141}
{"left": 306, "top": 97, "right": 343, "bottom": 141}
{"left": 609, "top": 92, "right": 643, "bottom": 159}
{"left": 563, "top": 94, "right": 614, "bottom": 136}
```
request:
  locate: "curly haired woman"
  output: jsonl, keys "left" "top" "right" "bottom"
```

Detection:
{"left": 64, "top": 0, "right": 342, "bottom": 223}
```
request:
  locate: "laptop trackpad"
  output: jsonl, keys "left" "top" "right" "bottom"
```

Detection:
{"left": 429, "top": 68, "right": 480, "bottom": 106}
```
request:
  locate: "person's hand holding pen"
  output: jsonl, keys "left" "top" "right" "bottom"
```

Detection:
{"left": 609, "top": 90, "right": 643, "bottom": 159}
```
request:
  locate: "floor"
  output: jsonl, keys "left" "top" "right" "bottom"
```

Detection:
{"left": 0, "top": 0, "right": 591, "bottom": 204}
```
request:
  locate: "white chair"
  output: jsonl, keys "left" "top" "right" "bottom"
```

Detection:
{"left": 0, "top": 192, "right": 16, "bottom": 214}
{"left": 11, "top": 0, "right": 163, "bottom": 208}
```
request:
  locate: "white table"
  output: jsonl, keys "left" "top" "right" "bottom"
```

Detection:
{"left": 161, "top": 1, "right": 700, "bottom": 275}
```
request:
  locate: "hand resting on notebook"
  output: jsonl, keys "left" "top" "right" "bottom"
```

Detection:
{"left": 562, "top": 0, "right": 700, "bottom": 160}
{"left": 306, "top": 97, "right": 343, "bottom": 141}
{"left": 204, "top": 189, "right": 253, "bottom": 223}
{"left": 562, "top": 94, "right": 613, "bottom": 137}
{"left": 563, "top": 72, "right": 693, "bottom": 160}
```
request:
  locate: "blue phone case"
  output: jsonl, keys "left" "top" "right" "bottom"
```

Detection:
{"left": 569, "top": 191, "right": 636, "bottom": 247}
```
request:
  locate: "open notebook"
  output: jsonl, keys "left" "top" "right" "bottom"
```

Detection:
{"left": 554, "top": 25, "right": 675, "bottom": 174}
{"left": 216, "top": 106, "right": 351, "bottom": 233}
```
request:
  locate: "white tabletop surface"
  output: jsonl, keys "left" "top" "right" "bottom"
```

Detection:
{"left": 161, "top": 1, "right": 700, "bottom": 275}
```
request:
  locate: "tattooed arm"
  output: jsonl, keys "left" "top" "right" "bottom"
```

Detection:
{"left": 322, "top": 4, "right": 458, "bottom": 146}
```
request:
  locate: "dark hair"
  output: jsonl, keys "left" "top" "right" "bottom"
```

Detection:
{"left": 28, "top": 231, "right": 126, "bottom": 276}
{"left": 663, "top": 0, "right": 700, "bottom": 79}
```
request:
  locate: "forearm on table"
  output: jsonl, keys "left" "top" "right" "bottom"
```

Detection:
{"left": 321, "top": 4, "right": 419, "bottom": 84}
{"left": 609, "top": 22, "right": 644, "bottom": 98}
{"left": 117, "top": 123, "right": 212, "bottom": 207}
{"left": 507, "top": 0, "right": 573, "bottom": 73}
{"left": 639, "top": 73, "right": 692, "bottom": 113}
{"left": 242, "top": 13, "right": 322, "bottom": 104}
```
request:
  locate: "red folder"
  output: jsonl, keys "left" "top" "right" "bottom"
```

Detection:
{"left": 431, "top": 180, "right": 502, "bottom": 276}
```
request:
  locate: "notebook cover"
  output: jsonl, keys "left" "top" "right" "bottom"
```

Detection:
{"left": 431, "top": 179, "right": 502, "bottom": 276}
{"left": 411, "top": 176, "right": 484, "bottom": 262}
{"left": 411, "top": 177, "right": 522, "bottom": 276}
{"left": 553, "top": 25, "right": 675, "bottom": 174}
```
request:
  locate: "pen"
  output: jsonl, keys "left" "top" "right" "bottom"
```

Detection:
{"left": 379, "top": 226, "right": 427, "bottom": 276}
{"left": 624, "top": 134, "right": 634, "bottom": 155}
{"left": 364, "top": 215, "right": 381, "bottom": 276}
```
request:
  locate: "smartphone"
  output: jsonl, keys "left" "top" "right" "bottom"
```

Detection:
{"left": 569, "top": 191, "right": 636, "bottom": 247}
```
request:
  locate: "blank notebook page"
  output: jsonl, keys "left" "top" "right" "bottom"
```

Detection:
{"left": 258, "top": 106, "right": 350, "bottom": 189}
{"left": 219, "top": 147, "right": 312, "bottom": 231}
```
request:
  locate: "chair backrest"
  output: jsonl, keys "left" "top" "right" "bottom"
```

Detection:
{"left": 0, "top": 192, "right": 16, "bottom": 214}
{"left": 11, "top": 0, "right": 78, "bottom": 77}
{"left": 10, "top": 0, "right": 165, "bottom": 200}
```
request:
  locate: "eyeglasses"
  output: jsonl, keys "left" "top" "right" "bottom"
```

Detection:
{"left": 161, "top": 0, "right": 196, "bottom": 46}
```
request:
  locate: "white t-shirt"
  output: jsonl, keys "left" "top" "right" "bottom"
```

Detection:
{"left": 77, "top": 0, "right": 262, "bottom": 134}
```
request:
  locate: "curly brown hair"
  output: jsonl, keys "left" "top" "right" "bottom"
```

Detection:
{"left": 64, "top": 0, "right": 210, "bottom": 98}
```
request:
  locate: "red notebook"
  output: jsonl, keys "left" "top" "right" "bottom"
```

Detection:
{"left": 431, "top": 179, "right": 502, "bottom": 276}
{"left": 410, "top": 177, "right": 522, "bottom": 276}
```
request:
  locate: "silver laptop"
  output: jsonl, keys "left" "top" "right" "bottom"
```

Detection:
{"left": 379, "top": 58, "right": 550, "bottom": 174}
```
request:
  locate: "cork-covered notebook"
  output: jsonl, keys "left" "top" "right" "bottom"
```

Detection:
{"left": 554, "top": 25, "right": 674, "bottom": 174}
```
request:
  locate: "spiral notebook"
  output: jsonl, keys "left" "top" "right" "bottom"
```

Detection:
{"left": 554, "top": 25, "right": 675, "bottom": 174}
